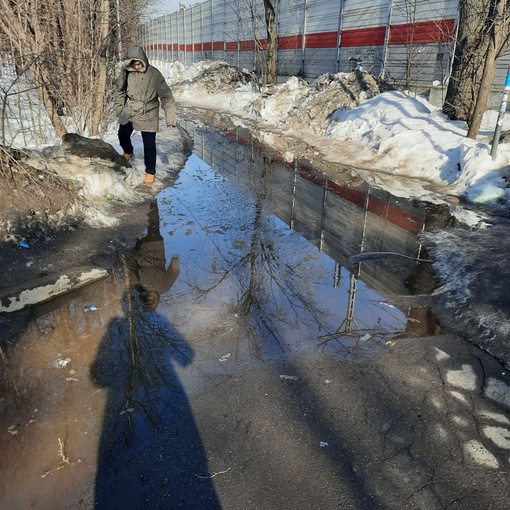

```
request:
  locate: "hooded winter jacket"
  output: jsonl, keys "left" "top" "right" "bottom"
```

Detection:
{"left": 115, "top": 46, "right": 176, "bottom": 132}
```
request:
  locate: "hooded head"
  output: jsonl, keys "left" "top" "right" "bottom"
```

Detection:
{"left": 137, "top": 286, "right": 161, "bottom": 312}
{"left": 123, "top": 45, "right": 149, "bottom": 72}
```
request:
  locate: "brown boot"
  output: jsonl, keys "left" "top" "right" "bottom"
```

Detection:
{"left": 123, "top": 153, "right": 132, "bottom": 161}
{"left": 144, "top": 173, "right": 155, "bottom": 184}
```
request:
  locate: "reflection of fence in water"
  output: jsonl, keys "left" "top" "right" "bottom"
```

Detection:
{"left": 188, "top": 122, "right": 428, "bottom": 299}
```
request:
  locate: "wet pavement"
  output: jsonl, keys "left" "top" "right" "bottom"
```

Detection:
{"left": 2, "top": 121, "right": 510, "bottom": 509}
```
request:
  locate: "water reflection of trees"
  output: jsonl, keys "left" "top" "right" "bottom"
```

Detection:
{"left": 91, "top": 289, "right": 194, "bottom": 455}
{"left": 180, "top": 152, "right": 336, "bottom": 356}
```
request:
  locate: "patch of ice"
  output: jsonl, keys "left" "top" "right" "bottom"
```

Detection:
{"left": 463, "top": 440, "right": 499, "bottom": 468}
{"left": 478, "top": 410, "right": 510, "bottom": 425}
{"left": 452, "top": 415, "right": 469, "bottom": 427}
{"left": 434, "top": 348, "right": 450, "bottom": 361}
{"left": 449, "top": 391, "right": 468, "bottom": 404}
{"left": 446, "top": 364, "right": 477, "bottom": 391}
{"left": 483, "top": 426, "right": 510, "bottom": 450}
{"left": 485, "top": 378, "right": 510, "bottom": 409}
{"left": 448, "top": 206, "right": 492, "bottom": 228}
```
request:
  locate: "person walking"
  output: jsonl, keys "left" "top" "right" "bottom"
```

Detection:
{"left": 115, "top": 45, "right": 176, "bottom": 184}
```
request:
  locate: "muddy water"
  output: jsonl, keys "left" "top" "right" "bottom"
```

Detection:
{"left": 0, "top": 123, "right": 448, "bottom": 509}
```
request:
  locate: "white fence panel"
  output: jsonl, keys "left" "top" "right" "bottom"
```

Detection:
{"left": 305, "top": 0, "right": 342, "bottom": 34}
{"left": 277, "top": 0, "right": 304, "bottom": 37}
{"left": 342, "top": 0, "right": 390, "bottom": 30}
{"left": 391, "top": 0, "right": 457, "bottom": 25}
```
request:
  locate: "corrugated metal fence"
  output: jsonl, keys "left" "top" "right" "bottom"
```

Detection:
{"left": 139, "top": 0, "right": 509, "bottom": 91}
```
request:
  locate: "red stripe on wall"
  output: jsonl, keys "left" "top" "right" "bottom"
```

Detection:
{"left": 278, "top": 35, "right": 303, "bottom": 50}
{"left": 256, "top": 39, "right": 268, "bottom": 51}
{"left": 240, "top": 40, "right": 255, "bottom": 51}
{"left": 328, "top": 181, "right": 366, "bottom": 208}
{"left": 367, "top": 199, "right": 422, "bottom": 234}
{"left": 152, "top": 19, "right": 455, "bottom": 55}
{"left": 305, "top": 32, "right": 338, "bottom": 49}
{"left": 340, "top": 27, "right": 386, "bottom": 47}
{"left": 389, "top": 19, "right": 455, "bottom": 45}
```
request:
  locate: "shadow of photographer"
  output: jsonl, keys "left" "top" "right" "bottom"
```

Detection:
{"left": 90, "top": 199, "right": 220, "bottom": 509}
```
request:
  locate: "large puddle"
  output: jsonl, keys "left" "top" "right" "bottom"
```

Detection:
{"left": 0, "top": 120, "right": 449, "bottom": 509}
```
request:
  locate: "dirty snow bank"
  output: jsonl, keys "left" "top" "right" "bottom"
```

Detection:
{"left": 171, "top": 60, "right": 254, "bottom": 97}
{"left": 167, "top": 60, "right": 510, "bottom": 207}
{"left": 326, "top": 91, "right": 510, "bottom": 204}
{"left": 427, "top": 223, "right": 510, "bottom": 368}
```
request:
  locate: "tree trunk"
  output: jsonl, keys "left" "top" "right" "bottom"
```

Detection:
{"left": 35, "top": 64, "right": 69, "bottom": 138}
{"left": 443, "top": 0, "right": 490, "bottom": 123}
{"left": 89, "top": 0, "right": 111, "bottom": 136}
{"left": 467, "top": 0, "right": 505, "bottom": 138}
{"left": 443, "top": 0, "right": 510, "bottom": 140}
{"left": 263, "top": 0, "right": 277, "bottom": 85}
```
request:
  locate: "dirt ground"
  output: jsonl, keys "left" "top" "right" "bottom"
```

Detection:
{"left": 0, "top": 124, "right": 194, "bottom": 305}
{"left": 0, "top": 159, "right": 147, "bottom": 290}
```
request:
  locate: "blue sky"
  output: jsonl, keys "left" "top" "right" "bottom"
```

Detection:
{"left": 143, "top": 0, "right": 189, "bottom": 19}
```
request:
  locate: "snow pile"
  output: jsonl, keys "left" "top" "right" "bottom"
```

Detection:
{"left": 282, "top": 71, "right": 379, "bottom": 134}
{"left": 172, "top": 61, "right": 380, "bottom": 134}
{"left": 170, "top": 60, "right": 253, "bottom": 97}
{"left": 168, "top": 60, "right": 510, "bottom": 207}
{"left": 326, "top": 90, "right": 470, "bottom": 184}
{"left": 326, "top": 91, "right": 510, "bottom": 202}
{"left": 246, "top": 72, "right": 380, "bottom": 134}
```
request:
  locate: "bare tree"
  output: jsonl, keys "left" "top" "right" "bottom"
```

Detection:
{"left": 263, "top": 0, "right": 278, "bottom": 85}
{"left": 0, "top": 0, "right": 148, "bottom": 140}
{"left": 443, "top": 0, "right": 510, "bottom": 138}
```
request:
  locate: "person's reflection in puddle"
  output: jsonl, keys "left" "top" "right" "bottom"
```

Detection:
{"left": 90, "top": 199, "right": 220, "bottom": 509}
{"left": 124, "top": 199, "right": 180, "bottom": 312}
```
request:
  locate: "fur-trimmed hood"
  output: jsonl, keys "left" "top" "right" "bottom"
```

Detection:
{"left": 122, "top": 45, "right": 149, "bottom": 72}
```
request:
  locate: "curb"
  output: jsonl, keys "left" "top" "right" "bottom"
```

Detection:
{"left": 0, "top": 266, "right": 109, "bottom": 313}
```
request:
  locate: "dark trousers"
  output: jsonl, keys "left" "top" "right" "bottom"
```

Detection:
{"left": 118, "top": 122, "right": 157, "bottom": 175}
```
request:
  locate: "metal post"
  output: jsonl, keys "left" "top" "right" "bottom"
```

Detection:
{"left": 333, "top": 262, "right": 341, "bottom": 288}
{"left": 335, "top": 0, "right": 344, "bottom": 73}
{"left": 192, "top": 5, "right": 196, "bottom": 64}
{"left": 381, "top": 0, "right": 393, "bottom": 79}
{"left": 491, "top": 66, "right": 510, "bottom": 160}
{"left": 182, "top": 9, "right": 186, "bottom": 64}
{"left": 290, "top": 161, "right": 298, "bottom": 230}
{"left": 176, "top": 10, "right": 180, "bottom": 62}
{"left": 237, "top": 0, "right": 240, "bottom": 69}
{"left": 301, "top": 0, "right": 307, "bottom": 75}
{"left": 200, "top": 3, "right": 204, "bottom": 62}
